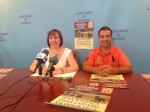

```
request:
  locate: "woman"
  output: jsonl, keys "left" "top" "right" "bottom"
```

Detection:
{"left": 30, "top": 29, "right": 79, "bottom": 75}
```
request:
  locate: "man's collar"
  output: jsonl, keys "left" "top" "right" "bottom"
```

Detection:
{"left": 98, "top": 45, "right": 113, "bottom": 55}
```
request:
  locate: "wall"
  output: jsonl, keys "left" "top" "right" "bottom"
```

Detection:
{"left": 0, "top": 0, "right": 150, "bottom": 74}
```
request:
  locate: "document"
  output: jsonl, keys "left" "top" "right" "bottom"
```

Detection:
{"left": 141, "top": 74, "right": 150, "bottom": 85}
{"left": 54, "top": 71, "right": 77, "bottom": 78}
{"left": 0, "top": 74, "right": 7, "bottom": 79}
{"left": 0, "top": 68, "right": 14, "bottom": 74}
{"left": 46, "top": 85, "right": 112, "bottom": 112}
{"left": 89, "top": 74, "right": 128, "bottom": 88}
{"left": 31, "top": 71, "right": 77, "bottom": 78}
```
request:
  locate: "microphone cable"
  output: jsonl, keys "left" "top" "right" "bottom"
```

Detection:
{"left": 0, "top": 75, "right": 30, "bottom": 97}
{"left": 0, "top": 76, "right": 46, "bottom": 112}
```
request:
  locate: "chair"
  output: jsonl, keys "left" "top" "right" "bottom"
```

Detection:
{"left": 72, "top": 50, "right": 78, "bottom": 63}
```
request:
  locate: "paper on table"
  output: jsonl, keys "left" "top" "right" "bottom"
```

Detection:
{"left": 54, "top": 71, "right": 77, "bottom": 78}
{"left": 31, "top": 71, "right": 77, "bottom": 78}
{"left": 0, "top": 68, "right": 14, "bottom": 74}
{"left": 0, "top": 74, "right": 7, "bottom": 79}
{"left": 31, "top": 73, "right": 42, "bottom": 77}
{"left": 141, "top": 74, "right": 150, "bottom": 85}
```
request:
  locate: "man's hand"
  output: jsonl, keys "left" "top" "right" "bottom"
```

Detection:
{"left": 97, "top": 65, "right": 118, "bottom": 76}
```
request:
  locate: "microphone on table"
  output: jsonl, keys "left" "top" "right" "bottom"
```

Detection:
{"left": 33, "top": 49, "right": 49, "bottom": 73}
{"left": 45, "top": 54, "right": 58, "bottom": 77}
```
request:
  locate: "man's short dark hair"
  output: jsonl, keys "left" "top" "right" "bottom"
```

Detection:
{"left": 98, "top": 26, "right": 112, "bottom": 36}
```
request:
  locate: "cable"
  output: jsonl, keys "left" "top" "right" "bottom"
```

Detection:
{"left": 0, "top": 75, "right": 30, "bottom": 97}
{"left": 0, "top": 76, "right": 45, "bottom": 112}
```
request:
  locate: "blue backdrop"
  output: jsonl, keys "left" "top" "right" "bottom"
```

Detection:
{"left": 0, "top": 0, "right": 150, "bottom": 74}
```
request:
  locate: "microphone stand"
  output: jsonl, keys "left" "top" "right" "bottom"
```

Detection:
{"left": 39, "top": 65, "right": 43, "bottom": 75}
{"left": 49, "top": 66, "right": 55, "bottom": 77}
{"left": 48, "top": 65, "right": 55, "bottom": 81}
{"left": 44, "top": 65, "right": 55, "bottom": 85}
{"left": 45, "top": 63, "right": 55, "bottom": 82}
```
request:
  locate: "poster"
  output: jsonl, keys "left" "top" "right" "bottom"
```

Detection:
{"left": 74, "top": 21, "right": 94, "bottom": 49}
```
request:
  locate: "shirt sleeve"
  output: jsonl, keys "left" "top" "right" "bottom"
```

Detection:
{"left": 84, "top": 50, "right": 96, "bottom": 66}
{"left": 118, "top": 48, "right": 131, "bottom": 66}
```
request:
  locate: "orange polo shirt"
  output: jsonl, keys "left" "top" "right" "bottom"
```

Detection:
{"left": 84, "top": 45, "right": 131, "bottom": 67}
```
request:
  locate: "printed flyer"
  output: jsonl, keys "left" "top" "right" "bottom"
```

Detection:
{"left": 74, "top": 21, "right": 94, "bottom": 49}
{"left": 46, "top": 85, "right": 112, "bottom": 112}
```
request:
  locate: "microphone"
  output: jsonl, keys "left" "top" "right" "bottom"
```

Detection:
{"left": 45, "top": 54, "right": 58, "bottom": 77}
{"left": 33, "top": 49, "right": 49, "bottom": 73}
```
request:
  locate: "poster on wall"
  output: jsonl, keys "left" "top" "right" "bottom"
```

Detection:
{"left": 74, "top": 21, "right": 94, "bottom": 49}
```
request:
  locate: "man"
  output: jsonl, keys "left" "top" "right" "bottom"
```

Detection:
{"left": 83, "top": 26, "right": 132, "bottom": 75}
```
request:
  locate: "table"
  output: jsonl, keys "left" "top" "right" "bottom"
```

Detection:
{"left": 0, "top": 68, "right": 150, "bottom": 112}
